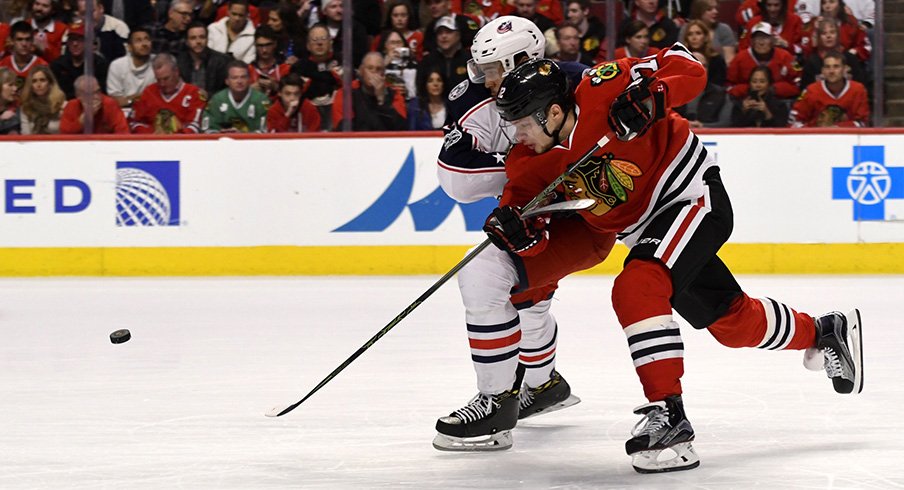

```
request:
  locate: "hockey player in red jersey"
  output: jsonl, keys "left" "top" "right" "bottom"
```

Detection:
{"left": 432, "top": 16, "right": 615, "bottom": 452}
{"left": 790, "top": 51, "right": 869, "bottom": 127}
{"left": 129, "top": 54, "right": 206, "bottom": 134}
{"left": 490, "top": 54, "right": 864, "bottom": 473}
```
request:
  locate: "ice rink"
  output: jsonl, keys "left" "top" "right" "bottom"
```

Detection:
{"left": 0, "top": 275, "right": 901, "bottom": 489}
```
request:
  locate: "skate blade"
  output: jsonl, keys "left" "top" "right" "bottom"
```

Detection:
{"left": 802, "top": 347, "right": 824, "bottom": 371}
{"left": 519, "top": 394, "right": 582, "bottom": 420}
{"left": 631, "top": 442, "right": 700, "bottom": 474}
{"left": 432, "top": 431, "right": 513, "bottom": 452}
{"left": 846, "top": 309, "right": 864, "bottom": 394}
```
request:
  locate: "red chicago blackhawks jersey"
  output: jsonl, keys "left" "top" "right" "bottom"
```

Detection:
{"left": 789, "top": 79, "right": 869, "bottom": 127}
{"left": 501, "top": 44, "right": 715, "bottom": 243}
{"left": 727, "top": 47, "right": 801, "bottom": 98}
{"left": 129, "top": 82, "right": 206, "bottom": 134}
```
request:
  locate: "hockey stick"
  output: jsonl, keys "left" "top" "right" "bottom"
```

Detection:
{"left": 266, "top": 133, "right": 613, "bottom": 418}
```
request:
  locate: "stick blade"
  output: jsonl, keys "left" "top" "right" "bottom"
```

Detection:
{"left": 265, "top": 405, "right": 291, "bottom": 417}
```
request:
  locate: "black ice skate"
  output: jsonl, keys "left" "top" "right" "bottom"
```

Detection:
{"left": 626, "top": 395, "right": 700, "bottom": 474}
{"left": 433, "top": 389, "right": 519, "bottom": 452}
{"left": 518, "top": 370, "right": 581, "bottom": 420}
{"left": 807, "top": 310, "right": 864, "bottom": 394}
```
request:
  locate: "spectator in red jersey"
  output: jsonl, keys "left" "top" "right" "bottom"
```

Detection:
{"left": 332, "top": 51, "right": 407, "bottom": 131}
{"left": 614, "top": 20, "right": 660, "bottom": 58}
{"left": 565, "top": 0, "right": 606, "bottom": 63}
{"left": 59, "top": 74, "right": 129, "bottom": 133}
{"left": 129, "top": 53, "right": 206, "bottom": 133}
{"left": 176, "top": 22, "right": 230, "bottom": 99}
{"left": 730, "top": 65, "right": 789, "bottom": 126}
{"left": 739, "top": 0, "right": 804, "bottom": 55}
{"left": 18, "top": 65, "right": 66, "bottom": 134}
{"left": 381, "top": 29, "right": 418, "bottom": 100}
{"left": 208, "top": 0, "right": 256, "bottom": 63}
{"left": 0, "top": 23, "right": 11, "bottom": 58}
{"left": 266, "top": 4, "right": 306, "bottom": 65}
{"left": 0, "top": 67, "right": 21, "bottom": 134}
{"left": 679, "top": 0, "right": 737, "bottom": 63}
{"left": 802, "top": 0, "right": 870, "bottom": 62}
{"left": 373, "top": 0, "right": 424, "bottom": 61}
{"left": 727, "top": 22, "right": 801, "bottom": 99}
{"left": 790, "top": 51, "right": 869, "bottom": 127}
{"left": 51, "top": 22, "right": 108, "bottom": 99}
{"left": 249, "top": 25, "right": 290, "bottom": 102}
{"left": 406, "top": 68, "right": 445, "bottom": 130}
{"left": 800, "top": 17, "right": 866, "bottom": 87}
{"left": 266, "top": 72, "right": 320, "bottom": 132}
{"left": 290, "top": 24, "right": 340, "bottom": 129}
{"left": 736, "top": 0, "right": 796, "bottom": 30}
{"left": 621, "top": 0, "right": 679, "bottom": 50}
{"left": 26, "top": 0, "right": 68, "bottom": 62}
{"left": 0, "top": 22, "right": 48, "bottom": 88}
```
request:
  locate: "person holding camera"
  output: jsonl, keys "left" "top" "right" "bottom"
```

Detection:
{"left": 730, "top": 66, "right": 788, "bottom": 127}
{"left": 380, "top": 28, "right": 417, "bottom": 100}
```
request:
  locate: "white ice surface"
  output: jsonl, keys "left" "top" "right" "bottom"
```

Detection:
{"left": 0, "top": 275, "right": 902, "bottom": 489}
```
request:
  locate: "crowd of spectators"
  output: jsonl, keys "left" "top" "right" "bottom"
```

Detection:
{"left": 0, "top": 0, "right": 877, "bottom": 135}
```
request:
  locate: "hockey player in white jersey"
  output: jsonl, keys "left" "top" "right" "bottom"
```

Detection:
{"left": 432, "top": 16, "right": 615, "bottom": 452}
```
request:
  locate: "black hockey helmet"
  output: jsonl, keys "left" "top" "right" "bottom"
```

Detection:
{"left": 495, "top": 58, "right": 572, "bottom": 125}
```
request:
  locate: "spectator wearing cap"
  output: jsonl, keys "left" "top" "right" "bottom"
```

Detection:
{"left": 620, "top": 0, "right": 678, "bottom": 50}
{"left": 290, "top": 24, "right": 341, "bottom": 129}
{"left": 319, "top": 0, "right": 368, "bottom": 66}
{"left": 416, "top": 15, "right": 469, "bottom": 96}
{"left": 0, "top": 22, "right": 49, "bottom": 86}
{"left": 789, "top": 51, "right": 868, "bottom": 127}
{"left": 565, "top": 0, "right": 607, "bottom": 64}
{"left": 422, "top": 1, "right": 478, "bottom": 56}
{"left": 332, "top": 51, "right": 407, "bottom": 131}
{"left": 149, "top": 0, "right": 192, "bottom": 55}
{"left": 59, "top": 74, "right": 129, "bottom": 133}
{"left": 26, "top": 0, "right": 68, "bottom": 62}
{"left": 727, "top": 21, "right": 801, "bottom": 99}
{"left": 76, "top": 0, "right": 128, "bottom": 62}
{"left": 51, "top": 22, "right": 109, "bottom": 99}
{"left": 739, "top": 0, "right": 804, "bottom": 55}
{"left": 107, "top": 26, "right": 155, "bottom": 107}
{"left": 176, "top": 22, "right": 231, "bottom": 99}
{"left": 208, "top": 0, "right": 256, "bottom": 63}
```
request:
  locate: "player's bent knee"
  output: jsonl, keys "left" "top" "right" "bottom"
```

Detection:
{"left": 612, "top": 259, "right": 674, "bottom": 327}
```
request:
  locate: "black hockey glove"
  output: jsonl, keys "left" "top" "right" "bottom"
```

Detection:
{"left": 608, "top": 77, "right": 668, "bottom": 141}
{"left": 484, "top": 205, "right": 548, "bottom": 255}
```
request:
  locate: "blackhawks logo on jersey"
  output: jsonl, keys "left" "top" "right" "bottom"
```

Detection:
{"left": 561, "top": 152, "right": 642, "bottom": 216}
{"left": 589, "top": 62, "right": 620, "bottom": 86}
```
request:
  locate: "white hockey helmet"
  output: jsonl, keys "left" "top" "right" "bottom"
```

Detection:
{"left": 467, "top": 16, "right": 546, "bottom": 83}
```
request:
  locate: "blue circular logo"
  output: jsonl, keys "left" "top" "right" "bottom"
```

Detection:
{"left": 115, "top": 168, "right": 172, "bottom": 226}
{"left": 846, "top": 161, "right": 891, "bottom": 206}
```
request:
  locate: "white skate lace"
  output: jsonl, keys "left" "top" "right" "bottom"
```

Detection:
{"left": 452, "top": 394, "right": 497, "bottom": 424}
{"left": 632, "top": 407, "right": 669, "bottom": 438}
{"left": 518, "top": 388, "right": 535, "bottom": 410}
{"left": 824, "top": 347, "right": 844, "bottom": 378}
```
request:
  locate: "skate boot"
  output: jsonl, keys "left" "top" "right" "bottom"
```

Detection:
{"left": 626, "top": 395, "right": 700, "bottom": 474}
{"left": 806, "top": 310, "right": 864, "bottom": 394}
{"left": 517, "top": 370, "right": 581, "bottom": 420}
{"left": 432, "top": 389, "right": 519, "bottom": 451}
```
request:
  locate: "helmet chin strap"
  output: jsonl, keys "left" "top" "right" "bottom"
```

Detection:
{"left": 541, "top": 108, "right": 570, "bottom": 149}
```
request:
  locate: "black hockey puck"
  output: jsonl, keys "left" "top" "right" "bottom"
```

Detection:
{"left": 110, "top": 329, "right": 131, "bottom": 344}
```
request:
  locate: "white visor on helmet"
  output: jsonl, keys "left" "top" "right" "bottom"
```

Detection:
{"left": 467, "top": 59, "right": 506, "bottom": 83}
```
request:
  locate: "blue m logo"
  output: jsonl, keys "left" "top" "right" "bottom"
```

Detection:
{"left": 832, "top": 146, "right": 904, "bottom": 221}
{"left": 334, "top": 148, "right": 497, "bottom": 232}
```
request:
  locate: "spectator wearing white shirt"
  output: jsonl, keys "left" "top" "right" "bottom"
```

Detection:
{"left": 107, "top": 27, "right": 155, "bottom": 107}
{"left": 208, "top": 0, "right": 256, "bottom": 63}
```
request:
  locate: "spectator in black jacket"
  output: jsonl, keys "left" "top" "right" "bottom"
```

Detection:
{"left": 332, "top": 51, "right": 407, "bottom": 131}
{"left": 176, "top": 21, "right": 230, "bottom": 98}
{"left": 51, "top": 23, "right": 108, "bottom": 98}
{"left": 291, "top": 24, "right": 341, "bottom": 128}
{"left": 417, "top": 15, "right": 469, "bottom": 96}
{"left": 730, "top": 66, "right": 789, "bottom": 127}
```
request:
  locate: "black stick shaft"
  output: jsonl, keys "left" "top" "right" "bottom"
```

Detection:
{"left": 268, "top": 133, "right": 612, "bottom": 417}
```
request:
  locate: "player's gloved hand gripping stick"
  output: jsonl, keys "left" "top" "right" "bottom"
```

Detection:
{"left": 265, "top": 132, "right": 614, "bottom": 418}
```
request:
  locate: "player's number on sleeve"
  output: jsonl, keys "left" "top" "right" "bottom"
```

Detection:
{"left": 629, "top": 59, "right": 659, "bottom": 81}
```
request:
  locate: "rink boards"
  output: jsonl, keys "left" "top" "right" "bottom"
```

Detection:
{"left": 0, "top": 130, "right": 902, "bottom": 275}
